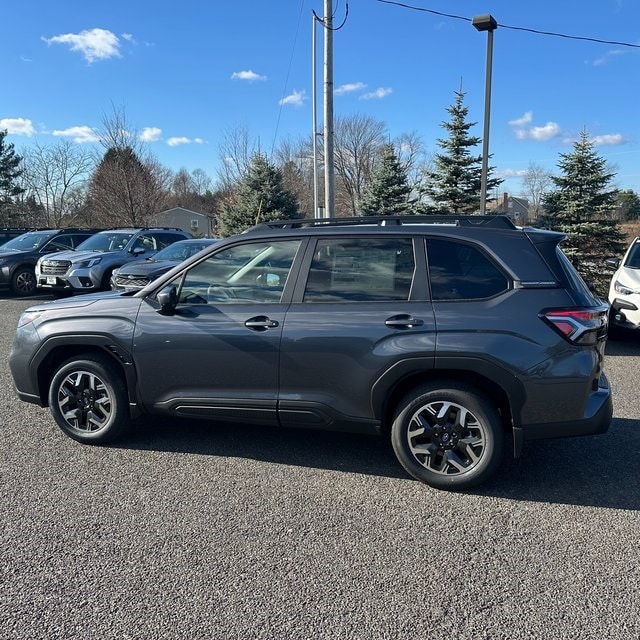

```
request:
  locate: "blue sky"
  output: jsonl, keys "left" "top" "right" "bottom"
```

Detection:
{"left": 2, "top": 0, "right": 639, "bottom": 196}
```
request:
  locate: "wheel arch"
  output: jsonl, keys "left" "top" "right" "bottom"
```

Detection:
{"left": 33, "top": 338, "right": 139, "bottom": 413}
{"left": 376, "top": 367, "right": 518, "bottom": 439}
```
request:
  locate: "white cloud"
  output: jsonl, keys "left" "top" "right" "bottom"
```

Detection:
{"left": 139, "top": 127, "right": 162, "bottom": 142}
{"left": 593, "top": 49, "right": 625, "bottom": 66}
{"left": 510, "top": 113, "right": 561, "bottom": 142}
{"left": 508, "top": 111, "right": 533, "bottom": 127}
{"left": 167, "top": 137, "right": 191, "bottom": 147}
{"left": 121, "top": 33, "right": 135, "bottom": 43}
{"left": 52, "top": 126, "right": 100, "bottom": 143}
{"left": 498, "top": 168, "right": 528, "bottom": 178}
{"left": 231, "top": 69, "right": 266, "bottom": 82}
{"left": 0, "top": 117, "right": 36, "bottom": 136}
{"left": 360, "top": 87, "right": 392, "bottom": 100}
{"left": 166, "top": 136, "right": 205, "bottom": 147}
{"left": 43, "top": 28, "right": 122, "bottom": 63}
{"left": 591, "top": 133, "right": 626, "bottom": 146}
{"left": 279, "top": 89, "right": 306, "bottom": 107}
{"left": 335, "top": 82, "right": 367, "bottom": 96}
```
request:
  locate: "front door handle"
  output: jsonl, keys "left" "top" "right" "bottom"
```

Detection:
{"left": 385, "top": 314, "right": 424, "bottom": 329}
{"left": 245, "top": 315, "right": 279, "bottom": 331}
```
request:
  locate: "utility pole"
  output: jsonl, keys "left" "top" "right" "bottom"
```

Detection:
{"left": 323, "top": 0, "right": 335, "bottom": 217}
{"left": 312, "top": 13, "right": 320, "bottom": 218}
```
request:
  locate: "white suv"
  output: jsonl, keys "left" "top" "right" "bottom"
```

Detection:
{"left": 607, "top": 236, "right": 640, "bottom": 331}
{"left": 36, "top": 228, "right": 190, "bottom": 294}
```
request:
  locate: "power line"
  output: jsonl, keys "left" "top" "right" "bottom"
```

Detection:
{"left": 313, "top": 0, "right": 350, "bottom": 31}
{"left": 271, "top": 0, "right": 307, "bottom": 157}
{"left": 376, "top": 0, "right": 640, "bottom": 49}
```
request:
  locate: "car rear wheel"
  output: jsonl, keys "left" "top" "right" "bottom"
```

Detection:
{"left": 11, "top": 267, "right": 37, "bottom": 296}
{"left": 48, "top": 354, "right": 130, "bottom": 444}
{"left": 391, "top": 382, "right": 504, "bottom": 490}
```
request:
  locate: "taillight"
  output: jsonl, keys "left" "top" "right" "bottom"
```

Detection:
{"left": 541, "top": 306, "right": 609, "bottom": 344}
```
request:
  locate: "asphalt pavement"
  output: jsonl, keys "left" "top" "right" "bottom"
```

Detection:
{"left": 1, "top": 294, "right": 640, "bottom": 639}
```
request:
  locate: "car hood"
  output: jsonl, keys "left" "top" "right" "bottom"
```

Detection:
{"left": 0, "top": 248, "right": 25, "bottom": 257}
{"left": 116, "top": 259, "right": 178, "bottom": 278}
{"left": 616, "top": 266, "right": 640, "bottom": 290}
{"left": 40, "top": 249, "right": 115, "bottom": 262}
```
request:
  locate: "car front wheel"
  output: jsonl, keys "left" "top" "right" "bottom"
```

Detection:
{"left": 11, "top": 267, "right": 37, "bottom": 296}
{"left": 48, "top": 354, "right": 130, "bottom": 444}
{"left": 391, "top": 382, "right": 504, "bottom": 490}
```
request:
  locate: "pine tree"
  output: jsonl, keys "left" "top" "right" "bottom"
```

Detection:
{"left": 419, "top": 90, "right": 501, "bottom": 214}
{"left": 219, "top": 153, "right": 299, "bottom": 236}
{"left": 359, "top": 143, "right": 413, "bottom": 216}
{"left": 541, "top": 130, "right": 626, "bottom": 295}
{"left": 0, "top": 130, "right": 25, "bottom": 204}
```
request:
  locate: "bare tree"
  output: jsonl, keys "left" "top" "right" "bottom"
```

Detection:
{"left": 272, "top": 136, "right": 315, "bottom": 218}
{"left": 521, "top": 162, "right": 553, "bottom": 220}
{"left": 20, "top": 141, "right": 94, "bottom": 227}
{"left": 217, "top": 125, "right": 257, "bottom": 192}
{"left": 88, "top": 106, "right": 170, "bottom": 226}
{"left": 331, "top": 114, "right": 387, "bottom": 216}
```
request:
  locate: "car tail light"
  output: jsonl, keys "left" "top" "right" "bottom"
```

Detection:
{"left": 541, "top": 306, "right": 609, "bottom": 345}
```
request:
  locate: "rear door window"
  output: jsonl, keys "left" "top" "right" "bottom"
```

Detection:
{"left": 303, "top": 237, "right": 415, "bottom": 302}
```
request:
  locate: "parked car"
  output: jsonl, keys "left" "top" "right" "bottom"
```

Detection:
{"left": 36, "top": 227, "right": 191, "bottom": 295}
{"left": 111, "top": 238, "right": 218, "bottom": 292}
{"left": 0, "top": 228, "right": 99, "bottom": 296}
{"left": 607, "top": 237, "right": 640, "bottom": 331}
{"left": 10, "top": 215, "right": 612, "bottom": 490}
{"left": 0, "top": 228, "right": 48, "bottom": 247}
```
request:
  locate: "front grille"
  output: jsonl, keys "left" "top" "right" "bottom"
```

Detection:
{"left": 113, "top": 275, "right": 149, "bottom": 288}
{"left": 41, "top": 260, "right": 71, "bottom": 276}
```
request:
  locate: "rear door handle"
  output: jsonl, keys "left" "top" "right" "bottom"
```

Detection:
{"left": 385, "top": 314, "right": 424, "bottom": 329}
{"left": 245, "top": 315, "right": 279, "bottom": 331}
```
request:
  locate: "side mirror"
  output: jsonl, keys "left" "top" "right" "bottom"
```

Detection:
{"left": 157, "top": 285, "right": 178, "bottom": 315}
{"left": 132, "top": 247, "right": 146, "bottom": 256}
{"left": 605, "top": 257, "right": 620, "bottom": 269}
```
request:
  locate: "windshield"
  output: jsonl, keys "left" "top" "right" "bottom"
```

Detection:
{"left": 2, "top": 231, "right": 56, "bottom": 251}
{"left": 152, "top": 240, "right": 216, "bottom": 261}
{"left": 624, "top": 242, "right": 640, "bottom": 269}
{"left": 77, "top": 232, "right": 134, "bottom": 252}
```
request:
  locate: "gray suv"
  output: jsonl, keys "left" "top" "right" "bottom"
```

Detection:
{"left": 9, "top": 216, "right": 612, "bottom": 490}
{"left": 36, "top": 227, "right": 190, "bottom": 294}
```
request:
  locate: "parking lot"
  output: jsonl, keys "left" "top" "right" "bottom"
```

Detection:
{"left": 2, "top": 294, "right": 640, "bottom": 639}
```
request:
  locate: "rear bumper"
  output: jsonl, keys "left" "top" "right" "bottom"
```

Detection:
{"left": 513, "top": 374, "right": 613, "bottom": 456}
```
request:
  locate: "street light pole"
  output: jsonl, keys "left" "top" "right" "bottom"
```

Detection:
{"left": 472, "top": 14, "right": 497, "bottom": 216}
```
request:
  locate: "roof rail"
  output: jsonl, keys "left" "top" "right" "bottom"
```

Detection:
{"left": 247, "top": 214, "right": 516, "bottom": 232}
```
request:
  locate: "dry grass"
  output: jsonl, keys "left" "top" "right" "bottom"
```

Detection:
{"left": 621, "top": 221, "right": 640, "bottom": 244}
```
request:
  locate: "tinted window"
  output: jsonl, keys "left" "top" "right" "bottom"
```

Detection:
{"left": 171, "top": 240, "right": 300, "bottom": 304}
{"left": 78, "top": 232, "right": 133, "bottom": 252}
{"left": 3, "top": 231, "right": 56, "bottom": 251}
{"left": 303, "top": 238, "right": 415, "bottom": 302}
{"left": 427, "top": 238, "right": 508, "bottom": 300}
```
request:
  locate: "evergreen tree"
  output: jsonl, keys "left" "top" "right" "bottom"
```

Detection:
{"left": 359, "top": 143, "right": 412, "bottom": 216}
{"left": 0, "top": 130, "right": 25, "bottom": 205}
{"left": 219, "top": 153, "right": 299, "bottom": 236}
{"left": 419, "top": 90, "right": 501, "bottom": 214}
{"left": 541, "top": 130, "right": 625, "bottom": 295}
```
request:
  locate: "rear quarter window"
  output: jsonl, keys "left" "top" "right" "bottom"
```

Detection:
{"left": 427, "top": 238, "right": 509, "bottom": 301}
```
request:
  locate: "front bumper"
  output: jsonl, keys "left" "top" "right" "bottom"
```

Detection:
{"left": 37, "top": 266, "right": 102, "bottom": 292}
{"left": 609, "top": 297, "right": 640, "bottom": 330}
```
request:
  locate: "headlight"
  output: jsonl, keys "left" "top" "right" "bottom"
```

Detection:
{"left": 614, "top": 280, "right": 638, "bottom": 296}
{"left": 17, "top": 310, "right": 43, "bottom": 327}
{"left": 76, "top": 257, "right": 102, "bottom": 268}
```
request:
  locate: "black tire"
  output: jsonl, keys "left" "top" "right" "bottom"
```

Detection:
{"left": 100, "top": 268, "right": 115, "bottom": 291}
{"left": 391, "top": 382, "right": 504, "bottom": 490}
{"left": 48, "top": 354, "right": 130, "bottom": 444}
{"left": 11, "top": 266, "right": 37, "bottom": 296}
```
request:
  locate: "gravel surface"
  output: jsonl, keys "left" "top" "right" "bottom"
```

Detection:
{"left": 2, "top": 295, "right": 640, "bottom": 639}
